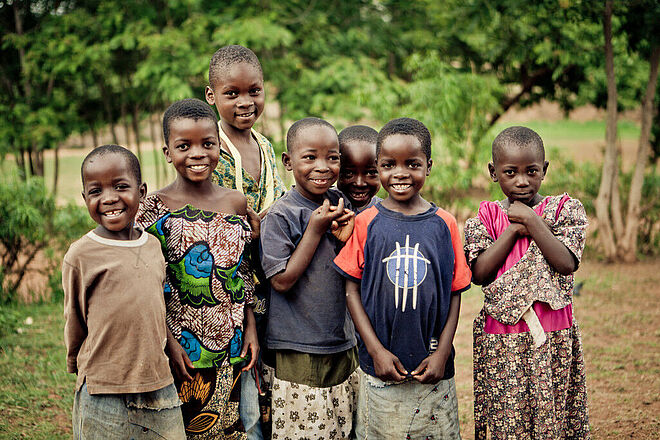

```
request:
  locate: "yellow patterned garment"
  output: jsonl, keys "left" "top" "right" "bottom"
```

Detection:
{"left": 212, "top": 128, "right": 286, "bottom": 214}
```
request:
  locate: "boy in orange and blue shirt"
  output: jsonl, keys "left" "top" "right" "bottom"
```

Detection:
{"left": 334, "top": 118, "right": 471, "bottom": 439}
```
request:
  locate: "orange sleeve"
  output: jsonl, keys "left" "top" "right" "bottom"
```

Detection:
{"left": 436, "top": 208, "right": 472, "bottom": 293}
{"left": 333, "top": 206, "right": 378, "bottom": 281}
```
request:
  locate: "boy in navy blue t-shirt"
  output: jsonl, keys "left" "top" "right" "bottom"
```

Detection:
{"left": 334, "top": 118, "right": 471, "bottom": 439}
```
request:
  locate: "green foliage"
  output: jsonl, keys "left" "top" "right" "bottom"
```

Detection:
{"left": 0, "top": 176, "right": 93, "bottom": 303}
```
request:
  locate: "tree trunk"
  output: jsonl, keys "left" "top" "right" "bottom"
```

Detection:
{"left": 91, "top": 125, "right": 99, "bottom": 148}
{"left": 28, "top": 147, "right": 35, "bottom": 176}
{"left": 619, "top": 46, "right": 660, "bottom": 262}
{"left": 160, "top": 112, "right": 170, "bottom": 181}
{"left": 100, "top": 82, "right": 119, "bottom": 144}
{"left": 131, "top": 104, "right": 143, "bottom": 165}
{"left": 149, "top": 112, "right": 161, "bottom": 187}
{"left": 15, "top": 150, "right": 26, "bottom": 180}
{"left": 34, "top": 150, "right": 44, "bottom": 176}
{"left": 121, "top": 102, "right": 132, "bottom": 149}
{"left": 52, "top": 146, "right": 60, "bottom": 197}
{"left": 594, "top": 0, "right": 618, "bottom": 261}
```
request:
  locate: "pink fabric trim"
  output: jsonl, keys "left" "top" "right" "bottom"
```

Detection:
{"left": 479, "top": 196, "right": 572, "bottom": 334}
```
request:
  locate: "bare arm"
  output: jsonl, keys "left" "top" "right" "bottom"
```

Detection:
{"left": 346, "top": 279, "right": 407, "bottom": 381}
{"left": 508, "top": 201, "right": 577, "bottom": 274}
{"left": 240, "top": 306, "right": 259, "bottom": 371}
{"left": 165, "top": 328, "right": 193, "bottom": 382}
{"left": 412, "top": 293, "right": 461, "bottom": 384}
{"left": 270, "top": 199, "right": 345, "bottom": 293}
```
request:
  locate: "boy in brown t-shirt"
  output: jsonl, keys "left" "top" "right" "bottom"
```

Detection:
{"left": 63, "top": 145, "right": 185, "bottom": 439}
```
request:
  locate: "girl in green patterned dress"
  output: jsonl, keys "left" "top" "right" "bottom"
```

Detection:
{"left": 137, "top": 99, "right": 260, "bottom": 439}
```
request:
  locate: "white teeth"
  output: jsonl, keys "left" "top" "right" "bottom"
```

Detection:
{"left": 190, "top": 165, "right": 207, "bottom": 170}
{"left": 392, "top": 184, "right": 410, "bottom": 190}
{"left": 238, "top": 112, "right": 254, "bottom": 117}
{"left": 104, "top": 210, "right": 123, "bottom": 217}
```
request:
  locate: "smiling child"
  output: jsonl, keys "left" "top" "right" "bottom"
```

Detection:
{"left": 260, "top": 117, "right": 357, "bottom": 438}
{"left": 334, "top": 118, "right": 471, "bottom": 439}
{"left": 338, "top": 125, "right": 381, "bottom": 213}
{"left": 64, "top": 145, "right": 185, "bottom": 439}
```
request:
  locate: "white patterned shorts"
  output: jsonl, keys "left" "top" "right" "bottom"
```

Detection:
{"left": 270, "top": 370, "right": 358, "bottom": 439}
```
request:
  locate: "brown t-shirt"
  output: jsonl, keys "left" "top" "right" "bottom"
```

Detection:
{"left": 62, "top": 230, "right": 173, "bottom": 394}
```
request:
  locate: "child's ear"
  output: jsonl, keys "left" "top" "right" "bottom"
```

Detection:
{"left": 426, "top": 159, "right": 433, "bottom": 176}
{"left": 139, "top": 182, "right": 147, "bottom": 199}
{"left": 488, "top": 162, "right": 498, "bottom": 182}
{"left": 205, "top": 85, "right": 216, "bottom": 106}
{"left": 282, "top": 151, "right": 292, "bottom": 171}
{"left": 542, "top": 160, "right": 549, "bottom": 178}
{"left": 163, "top": 145, "right": 172, "bottom": 163}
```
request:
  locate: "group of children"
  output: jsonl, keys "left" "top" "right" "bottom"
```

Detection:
{"left": 63, "top": 45, "right": 590, "bottom": 439}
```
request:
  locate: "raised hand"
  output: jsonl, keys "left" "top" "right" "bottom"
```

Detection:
{"left": 308, "top": 198, "right": 345, "bottom": 236}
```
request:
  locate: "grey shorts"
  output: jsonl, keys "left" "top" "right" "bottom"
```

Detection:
{"left": 72, "top": 382, "right": 186, "bottom": 439}
{"left": 354, "top": 369, "right": 461, "bottom": 440}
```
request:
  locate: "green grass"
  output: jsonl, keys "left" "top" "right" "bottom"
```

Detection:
{"left": 0, "top": 302, "right": 75, "bottom": 439}
{"left": 492, "top": 119, "right": 640, "bottom": 144}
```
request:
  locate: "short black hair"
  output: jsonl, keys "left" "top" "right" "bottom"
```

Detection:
{"left": 377, "top": 117, "right": 432, "bottom": 160}
{"left": 286, "top": 117, "right": 337, "bottom": 152}
{"left": 162, "top": 98, "right": 218, "bottom": 146}
{"left": 208, "top": 45, "right": 263, "bottom": 88}
{"left": 338, "top": 125, "right": 378, "bottom": 152}
{"left": 492, "top": 126, "right": 545, "bottom": 164}
{"left": 81, "top": 144, "right": 141, "bottom": 185}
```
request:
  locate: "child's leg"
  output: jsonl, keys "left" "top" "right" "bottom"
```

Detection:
{"left": 355, "top": 370, "right": 461, "bottom": 440}
{"left": 239, "top": 368, "right": 264, "bottom": 440}
{"left": 271, "top": 372, "right": 357, "bottom": 439}
{"left": 72, "top": 382, "right": 185, "bottom": 440}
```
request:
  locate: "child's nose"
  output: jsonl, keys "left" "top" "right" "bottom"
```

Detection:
{"left": 354, "top": 175, "right": 367, "bottom": 187}
{"left": 101, "top": 190, "right": 119, "bottom": 204}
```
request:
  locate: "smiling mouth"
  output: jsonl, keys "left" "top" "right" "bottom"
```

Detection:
{"left": 390, "top": 184, "right": 412, "bottom": 191}
{"left": 188, "top": 164, "right": 208, "bottom": 171}
{"left": 103, "top": 209, "right": 125, "bottom": 218}
{"left": 349, "top": 190, "right": 370, "bottom": 200}
{"left": 311, "top": 178, "right": 330, "bottom": 186}
{"left": 236, "top": 111, "right": 255, "bottom": 118}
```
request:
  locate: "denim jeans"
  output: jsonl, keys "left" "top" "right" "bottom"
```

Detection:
{"left": 355, "top": 370, "right": 461, "bottom": 440}
{"left": 239, "top": 369, "right": 264, "bottom": 440}
{"left": 72, "top": 382, "right": 185, "bottom": 439}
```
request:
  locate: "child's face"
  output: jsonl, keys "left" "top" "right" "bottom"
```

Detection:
{"left": 488, "top": 145, "right": 548, "bottom": 207}
{"left": 378, "top": 134, "right": 431, "bottom": 205}
{"left": 82, "top": 153, "right": 146, "bottom": 240}
{"left": 164, "top": 117, "right": 220, "bottom": 184}
{"left": 205, "top": 62, "right": 264, "bottom": 132}
{"left": 338, "top": 140, "right": 379, "bottom": 209}
{"left": 282, "top": 125, "right": 340, "bottom": 204}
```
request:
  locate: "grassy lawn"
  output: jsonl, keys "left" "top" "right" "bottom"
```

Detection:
{"left": 1, "top": 257, "right": 658, "bottom": 438}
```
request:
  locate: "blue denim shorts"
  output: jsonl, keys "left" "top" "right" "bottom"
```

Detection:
{"left": 72, "top": 382, "right": 185, "bottom": 439}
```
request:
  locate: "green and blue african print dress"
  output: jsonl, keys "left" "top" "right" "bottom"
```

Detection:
{"left": 137, "top": 194, "right": 254, "bottom": 439}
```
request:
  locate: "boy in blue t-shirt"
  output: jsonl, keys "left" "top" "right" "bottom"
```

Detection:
{"left": 334, "top": 117, "right": 471, "bottom": 439}
{"left": 260, "top": 117, "right": 357, "bottom": 439}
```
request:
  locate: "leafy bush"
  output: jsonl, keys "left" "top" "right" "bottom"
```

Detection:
{"left": 0, "top": 176, "right": 93, "bottom": 303}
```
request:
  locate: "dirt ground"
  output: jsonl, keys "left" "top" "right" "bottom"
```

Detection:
{"left": 453, "top": 257, "right": 660, "bottom": 439}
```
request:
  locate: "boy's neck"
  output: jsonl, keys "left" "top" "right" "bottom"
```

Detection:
{"left": 220, "top": 120, "right": 254, "bottom": 144}
{"left": 381, "top": 194, "right": 431, "bottom": 216}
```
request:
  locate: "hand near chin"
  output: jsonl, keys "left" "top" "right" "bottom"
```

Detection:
{"left": 507, "top": 201, "right": 535, "bottom": 226}
{"left": 330, "top": 200, "right": 355, "bottom": 242}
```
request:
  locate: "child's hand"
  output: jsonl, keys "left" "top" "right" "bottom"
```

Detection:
{"left": 240, "top": 311, "right": 259, "bottom": 372}
{"left": 507, "top": 222, "right": 529, "bottom": 237}
{"left": 411, "top": 349, "right": 449, "bottom": 384}
{"left": 372, "top": 347, "right": 408, "bottom": 382}
{"left": 331, "top": 207, "right": 355, "bottom": 242}
{"left": 507, "top": 201, "right": 536, "bottom": 226}
{"left": 247, "top": 207, "right": 260, "bottom": 240}
{"left": 308, "top": 199, "right": 345, "bottom": 236}
{"left": 167, "top": 339, "right": 194, "bottom": 383}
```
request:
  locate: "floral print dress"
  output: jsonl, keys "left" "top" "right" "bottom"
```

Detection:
{"left": 137, "top": 194, "right": 254, "bottom": 439}
{"left": 464, "top": 194, "right": 590, "bottom": 440}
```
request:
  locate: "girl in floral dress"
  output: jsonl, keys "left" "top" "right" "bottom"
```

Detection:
{"left": 464, "top": 126, "right": 590, "bottom": 439}
{"left": 137, "top": 99, "right": 259, "bottom": 439}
